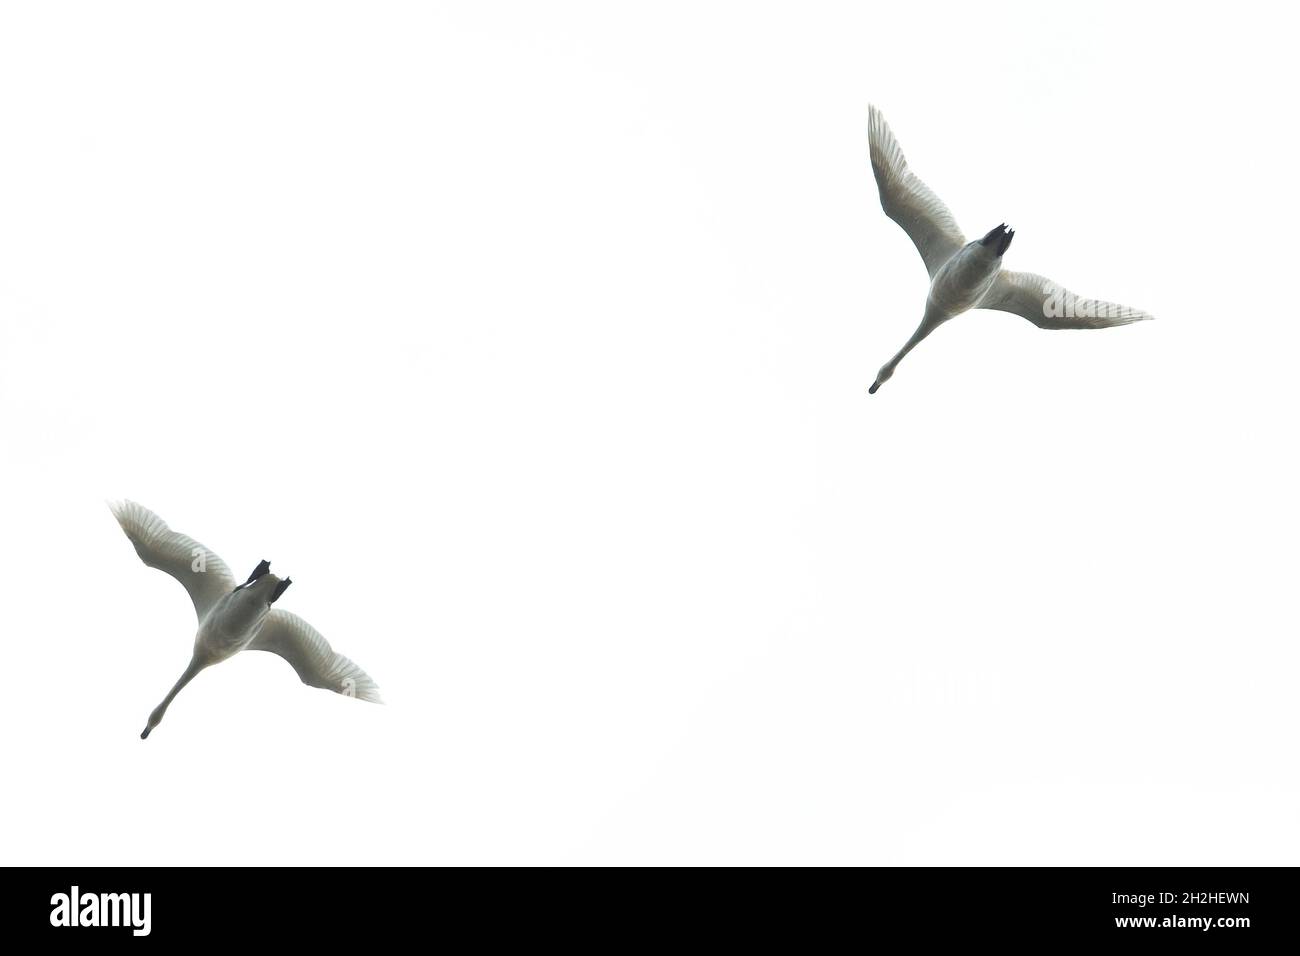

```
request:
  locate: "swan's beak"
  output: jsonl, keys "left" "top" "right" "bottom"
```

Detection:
{"left": 140, "top": 725, "right": 152, "bottom": 740}
{"left": 869, "top": 381, "right": 880, "bottom": 395}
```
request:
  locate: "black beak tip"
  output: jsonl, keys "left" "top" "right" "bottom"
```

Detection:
{"left": 868, "top": 382, "right": 880, "bottom": 395}
{"left": 140, "top": 727, "right": 151, "bottom": 740}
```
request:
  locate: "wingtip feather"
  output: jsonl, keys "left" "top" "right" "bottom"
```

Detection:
{"left": 350, "top": 679, "right": 384, "bottom": 705}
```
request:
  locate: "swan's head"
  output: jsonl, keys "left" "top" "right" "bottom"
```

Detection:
{"left": 141, "top": 703, "right": 167, "bottom": 739}
{"left": 978, "top": 223, "right": 1014, "bottom": 257}
{"left": 233, "top": 561, "right": 293, "bottom": 605}
{"left": 869, "top": 364, "right": 894, "bottom": 394}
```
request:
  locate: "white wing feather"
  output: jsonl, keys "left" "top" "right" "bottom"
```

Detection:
{"left": 868, "top": 105, "right": 966, "bottom": 276}
{"left": 248, "top": 609, "right": 383, "bottom": 703}
{"left": 109, "top": 499, "right": 235, "bottom": 621}
{"left": 979, "top": 270, "right": 1154, "bottom": 329}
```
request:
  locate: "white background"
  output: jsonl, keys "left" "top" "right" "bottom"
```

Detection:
{"left": 1, "top": 1, "right": 1297, "bottom": 865}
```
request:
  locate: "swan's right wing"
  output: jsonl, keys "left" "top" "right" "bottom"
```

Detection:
{"left": 109, "top": 500, "right": 235, "bottom": 621}
{"left": 248, "top": 609, "right": 383, "bottom": 703}
{"left": 979, "top": 270, "right": 1155, "bottom": 329}
{"left": 868, "top": 105, "right": 966, "bottom": 277}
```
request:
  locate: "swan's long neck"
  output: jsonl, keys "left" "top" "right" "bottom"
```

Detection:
{"left": 870, "top": 307, "right": 949, "bottom": 394}
{"left": 884, "top": 323, "right": 933, "bottom": 374}
{"left": 142, "top": 655, "right": 205, "bottom": 739}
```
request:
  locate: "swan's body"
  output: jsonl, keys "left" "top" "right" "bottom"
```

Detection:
{"left": 866, "top": 105, "right": 1153, "bottom": 393}
{"left": 110, "top": 500, "right": 382, "bottom": 738}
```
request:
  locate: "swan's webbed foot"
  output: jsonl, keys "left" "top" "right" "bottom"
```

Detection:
{"left": 243, "top": 560, "right": 271, "bottom": 585}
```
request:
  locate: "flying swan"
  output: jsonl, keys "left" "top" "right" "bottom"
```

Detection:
{"left": 867, "top": 105, "right": 1153, "bottom": 394}
{"left": 110, "top": 500, "right": 382, "bottom": 738}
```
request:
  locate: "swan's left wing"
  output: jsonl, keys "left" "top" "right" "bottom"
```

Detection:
{"left": 979, "top": 270, "right": 1154, "bottom": 329}
{"left": 868, "top": 105, "right": 966, "bottom": 277}
{"left": 109, "top": 499, "right": 235, "bottom": 621}
{"left": 247, "top": 609, "right": 383, "bottom": 703}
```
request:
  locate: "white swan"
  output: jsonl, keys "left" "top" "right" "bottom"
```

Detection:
{"left": 867, "top": 105, "right": 1153, "bottom": 394}
{"left": 109, "top": 500, "right": 382, "bottom": 738}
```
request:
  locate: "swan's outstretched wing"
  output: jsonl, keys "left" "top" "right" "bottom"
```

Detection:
{"left": 979, "top": 270, "right": 1154, "bottom": 329}
{"left": 109, "top": 500, "right": 235, "bottom": 621}
{"left": 868, "top": 105, "right": 966, "bottom": 276}
{"left": 248, "top": 609, "right": 383, "bottom": 703}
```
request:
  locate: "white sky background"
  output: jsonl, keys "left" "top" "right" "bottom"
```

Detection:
{"left": 1, "top": 2, "right": 1297, "bottom": 865}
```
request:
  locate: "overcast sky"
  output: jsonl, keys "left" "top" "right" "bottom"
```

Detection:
{"left": 2, "top": 1, "right": 1297, "bottom": 864}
